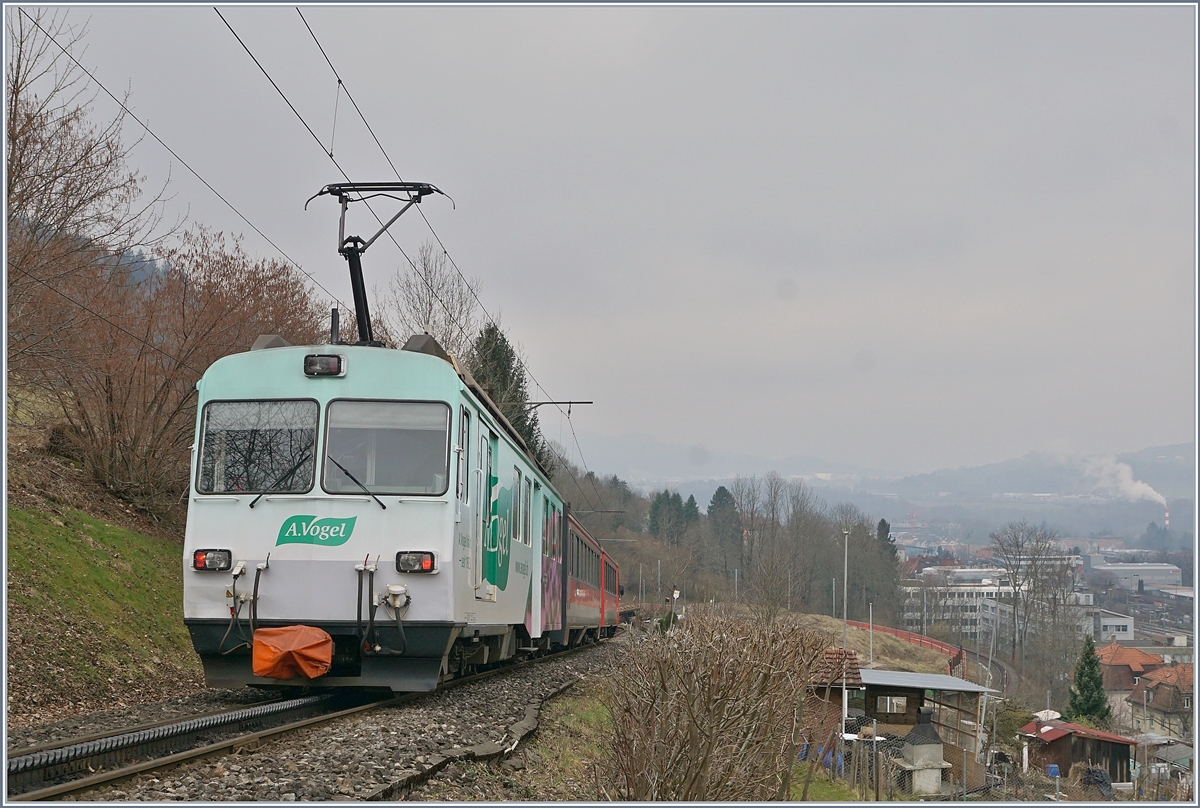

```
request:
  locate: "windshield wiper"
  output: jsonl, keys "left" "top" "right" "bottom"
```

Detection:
{"left": 248, "top": 453, "right": 313, "bottom": 508}
{"left": 327, "top": 454, "right": 387, "bottom": 509}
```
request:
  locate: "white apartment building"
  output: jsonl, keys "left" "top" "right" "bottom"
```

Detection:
{"left": 901, "top": 572, "right": 1017, "bottom": 642}
{"left": 980, "top": 594, "right": 1135, "bottom": 644}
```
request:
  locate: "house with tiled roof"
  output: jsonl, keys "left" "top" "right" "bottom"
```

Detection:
{"left": 1098, "top": 641, "right": 1166, "bottom": 727}
{"left": 811, "top": 647, "right": 863, "bottom": 691}
{"left": 1098, "top": 642, "right": 1165, "bottom": 690}
{"left": 1127, "top": 663, "right": 1194, "bottom": 740}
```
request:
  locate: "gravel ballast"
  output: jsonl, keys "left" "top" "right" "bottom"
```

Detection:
{"left": 54, "top": 642, "right": 619, "bottom": 801}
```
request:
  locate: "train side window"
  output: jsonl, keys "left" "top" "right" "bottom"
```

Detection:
{"left": 523, "top": 480, "right": 533, "bottom": 546}
{"left": 512, "top": 468, "right": 522, "bottom": 542}
{"left": 532, "top": 484, "right": 541, "bottom": 551}
{"left": 456, "top": 407, "right": 470, "bottom": 503}
{"left": 542, "top": 499, "right": 549, "bottom": 555}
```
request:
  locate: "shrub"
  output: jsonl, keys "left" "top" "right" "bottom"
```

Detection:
{"left": 600, "top": 610, "right": 832, "bottom": 800}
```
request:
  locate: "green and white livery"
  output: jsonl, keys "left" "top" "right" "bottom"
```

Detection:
{"left": 182, "top": 335, "right": 567, "bottom": 691}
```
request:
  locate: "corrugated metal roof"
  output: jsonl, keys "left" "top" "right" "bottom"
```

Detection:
{"left": 1155, "top": 744, "right": 1193, "bottom": 763}
{"left": 858, "top": 669, "right": 996, "bottom": 693}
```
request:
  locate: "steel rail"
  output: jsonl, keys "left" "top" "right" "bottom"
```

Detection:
{"left": 8, "top": 694, "right": 392, "bottom": 802}
{"left": 7, "top": 694, "right": 337, "bottom": 798}
{"left": 7, "top": 697, "right": 287, "bottom": 758}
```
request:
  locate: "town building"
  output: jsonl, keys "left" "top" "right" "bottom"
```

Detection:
{"left": 979, "top": 595, "right": 1134, "bottom": 646}
{"left": 1148, "top": 584, "right": 1194, "bottom": 604}
{"left": 1017, "top": 719, "right": 1135, "bottom": 783}
{"left": 1097, "top": 642, "right": 1166, "bottom": 728}
{"left": 1088, "top": 562, "right": 1182, "bottom": 591}
{"left": 1128, "top": 663, "right": 1194, "bottom": 740}
{"left": 1099, "top": 642, "right": 1166, "bottom": 690}
{"left": 900, "top": 570, "right": 1016, "bottom": 642}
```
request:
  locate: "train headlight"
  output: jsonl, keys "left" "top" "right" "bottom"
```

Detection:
{"left": 396, "top": 551, "right": 437, "bottom": 573}
{"left": 304, "top": 354, "right": 346, "bottom": 377}
{"left": 192, "top": 549, "right": 233, "bottom": 571}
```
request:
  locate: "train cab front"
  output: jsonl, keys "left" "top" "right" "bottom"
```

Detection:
{"left": 182, "top": 345, "right": 465, "bottom": 692}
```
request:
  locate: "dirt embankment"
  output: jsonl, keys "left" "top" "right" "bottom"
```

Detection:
{"left": 7, "top": 425, "right": 201, "bottom": 729}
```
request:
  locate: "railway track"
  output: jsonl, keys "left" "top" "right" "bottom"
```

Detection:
{"left": 6, "top": 692, "right": 380, "bottom": 800}
{"left": 7, "top": 640, "right": 607, "bottom": 802}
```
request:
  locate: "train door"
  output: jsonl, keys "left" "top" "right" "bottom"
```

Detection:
{"left": 542, "top": 500, "right": 562, "bottom": 634}
{"left": 475, "top": 431, "right": 498, "bottom": 601}
{"left": 599, "top": 557, "right": 606, "bottom": 628}
{"left": 458, "top": 405, "right": 473, "bottom": 595}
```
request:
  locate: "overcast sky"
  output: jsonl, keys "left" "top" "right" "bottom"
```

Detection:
{"left": 34, "top": 4, "right": 1196, "bottom": 476}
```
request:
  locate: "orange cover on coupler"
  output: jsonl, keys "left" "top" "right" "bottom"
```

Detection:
{"left": 252, "top": 625, "right": 333, "bottom": 679}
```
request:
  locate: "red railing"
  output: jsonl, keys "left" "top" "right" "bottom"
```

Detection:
{"left": 845, "top": 620, "right": 959, "bottom": 657}
{"left": 847, "top": 620, "right": 1007, "bottom": 691}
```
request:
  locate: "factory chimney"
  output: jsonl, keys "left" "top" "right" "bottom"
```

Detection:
{"left": 1165, "top": 509, "right": 1170, "bottom": 531}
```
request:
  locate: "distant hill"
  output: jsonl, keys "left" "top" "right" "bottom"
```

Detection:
{"left": 881, "top": 443, "right": 1193, "bottom": 502}
{"left": 1115, "top": 443, "right": 1195, "bottom": 501}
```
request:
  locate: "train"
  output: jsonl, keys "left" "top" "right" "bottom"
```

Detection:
{"left": 182, "top": 181, "right": 620, "bottom": 692}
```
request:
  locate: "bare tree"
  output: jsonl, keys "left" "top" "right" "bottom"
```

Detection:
{"left": 374, "top": 239, "right": 481, "bottom": 357}
{"left": 748, "top": 550, "right": 796, "bottom": 623}
{"left": 989, "top": 520, "right": 1058, "bottom": 673}
{"left": 44, "top": 227, "right": 326, "bottom": 513}
{"left": 731, "top": 474, "right": 763, "bottom": 577}
{"left": 782, "top": 479, "right": 829, "bottom": 613}
{"left": 7, "top": 7, "right": 171, "bottom": 412}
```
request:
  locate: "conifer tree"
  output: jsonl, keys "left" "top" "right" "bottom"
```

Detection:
{"left": 468, "top": 323, "right": 551, "bottom": 470}
{"left": 1065, "top": 634, "right": 1111, "bottom": 726}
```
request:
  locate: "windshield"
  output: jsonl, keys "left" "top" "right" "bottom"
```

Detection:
{"left": 197, "top": 400, "right": 319, "bottom": 494}
{"left": 324, "top": 400, "right": 450, "bottom": 496}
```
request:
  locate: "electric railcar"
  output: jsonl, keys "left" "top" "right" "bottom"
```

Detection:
{"left": 184, "top": 180, "right": 619, "bottom": 691}
{"left": 183, "top": 333, "right": 620, "bottom": 691}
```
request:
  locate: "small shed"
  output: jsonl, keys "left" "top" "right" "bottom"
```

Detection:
{"left": 1018, "top": 719, "right": 1135, "bottom": 783}
{"left": 857, "top": 669, "right": 996, "bottom": 753}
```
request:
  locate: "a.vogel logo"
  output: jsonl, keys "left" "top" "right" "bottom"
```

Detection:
{"left": 277, "top": 515, "right": 356, "bottom": 546}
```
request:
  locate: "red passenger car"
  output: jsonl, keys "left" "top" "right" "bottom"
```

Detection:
{"left": 561, "top": 514, "right": 620, "bottom": 644}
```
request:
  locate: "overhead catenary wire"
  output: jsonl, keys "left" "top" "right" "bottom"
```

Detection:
{"left": 292, "top": 9, "right": 606, "bottom": 511}
{"left": 17, "top": 8, "right": 352, "bottom": 315}
{"left": 230, "top": 13, "right": 604, "bottom": 513}
{"left": 216, "top": 8, "right": 479, "bottom": 354}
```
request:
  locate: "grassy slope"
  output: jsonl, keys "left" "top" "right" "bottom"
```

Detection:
{"left": 6, "top": 506, "right": 202, "bottom": 728}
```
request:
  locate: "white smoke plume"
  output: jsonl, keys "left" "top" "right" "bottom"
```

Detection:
{"left": 1082, "top": 455, "right": 1167, "bottom": 505}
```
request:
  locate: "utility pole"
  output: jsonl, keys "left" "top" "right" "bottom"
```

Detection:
{"left": 873, "top": 718, "right": 880, "bottom": 802}
{"left": 832, "top": 578, "right": 836, "bottom": 618}
{"left": 842, "top": 529, "right": 849, "bottom": 650}
{"left": 869, "top": 602, "right": 874, "bottom": 665}
{"left": 657, "top": 560, "right": 661, "bottom": 597}
{"left": 735, "top": 568, "right": 738, "bottom": 603}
